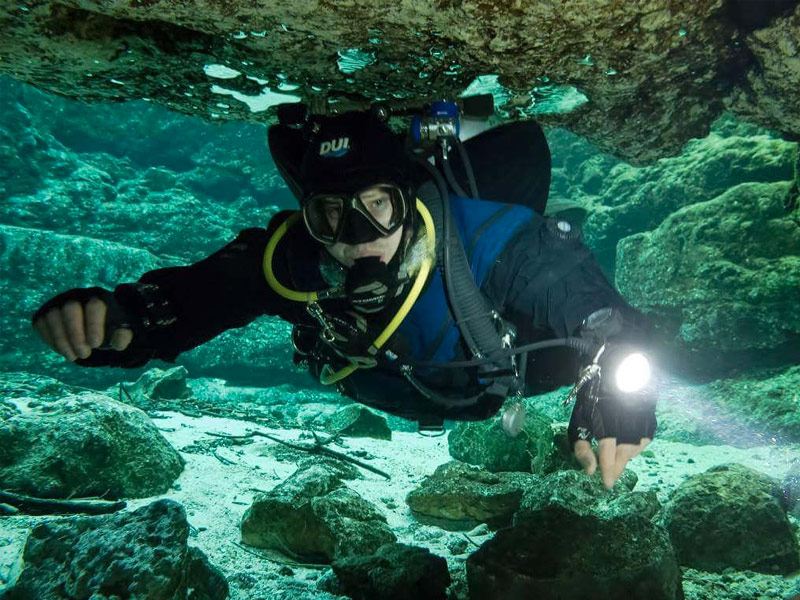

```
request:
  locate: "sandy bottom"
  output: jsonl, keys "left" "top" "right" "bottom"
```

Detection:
{"left": 1, "top": 411, "right": 799, "bottom": 599}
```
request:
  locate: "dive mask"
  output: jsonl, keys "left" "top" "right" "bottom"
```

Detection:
{"left": 303, "top": 183, "right": 408, "bottom": 245}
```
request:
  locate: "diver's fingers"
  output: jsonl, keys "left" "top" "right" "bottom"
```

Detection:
{"left": 110, "top": 328, "right": 133, "bottom": 351}
{"left": 573, "top": 439, "right": 597, "bottom": 475}
{"left": 63, "top": 301, "right": 91, "bottom": 359}
{"left": 84, "top": 297, "right": 107, "bottom": 349}
{"left": 597, "top": 438, "right": 619, "bottom": 490}
{"left": 45, "top": 307, "right": 78, "bottom": 361}
{"left": 616, "top": 437, "right": 652, "bottom": 465}
{"left": 33, "top": 315, "right": 55, "bottom": 349}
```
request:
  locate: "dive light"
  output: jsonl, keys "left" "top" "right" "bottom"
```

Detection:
{"left": 614, "top": 352, "right": 651, "bottom": 393}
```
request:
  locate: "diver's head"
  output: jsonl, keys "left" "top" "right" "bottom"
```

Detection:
{"left": 293, "top": 110, "right": 419, "bottom": 258}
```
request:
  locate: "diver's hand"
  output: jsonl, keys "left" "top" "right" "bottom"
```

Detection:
{"left": 567, "top": 387, "right": 657, "bottom": 490}
{"left": 32, "top": 287, "right": 134, "bottom": 361}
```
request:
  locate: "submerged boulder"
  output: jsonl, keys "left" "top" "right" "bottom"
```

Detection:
{"left": 119, "top": 366, "right": 193, "bottom": 410}
{"left": 516, "top": 468, "right": 648, "bottom": 519}
{"left": 583, "top": 126, "right": 797, "bottom": 269}
{"left": 448, "top": 405, "right": 571, "bottom": 474}
{"left": 405, "top": 461, "right": 536, "bottom": 530}
{"left": 463, "top": 465, "right": 674, "bottom": 598}
{"left": 325, "top": 405, "right": 392, "bottom": 441}
{"left": 0, "top": 499, "right": 227, "bottom": 600}
{"left": 466, "top": 503, "right": 683, "bottom": 600}
{"left": 617, "top": 180, "right": 800, "bottom": 354}
{"left": 240, "top": 464, "right": 395, "bottom": 563}
{"left": 663, "top": 463, "right": 799, "bottom": 574}
{"left": 0, "top": 393, "right": 184, "bottom": 499}
{"left": 331, "top": 543, "right": 451, "bottom": 600}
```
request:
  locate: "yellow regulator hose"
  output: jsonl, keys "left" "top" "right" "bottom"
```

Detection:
{"left": 263, "top": 200, "right": 436, "bottom": 385}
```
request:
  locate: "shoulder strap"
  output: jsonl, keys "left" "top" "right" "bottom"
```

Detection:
{"left": 411, "top": 183, "right": 520, "bottom": 406}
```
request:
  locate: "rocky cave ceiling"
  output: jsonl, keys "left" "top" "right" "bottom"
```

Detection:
{"left": 1, "top": 0, "right": 799, "bottom": 164}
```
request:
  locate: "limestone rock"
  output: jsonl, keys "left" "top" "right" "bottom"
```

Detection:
{"left": 728, "top": 4, "right": 800, "bottom": 144}
{"left": 240, "top": 465, "right": 395, "bottom": 563}
{"left": 616, "top": 181, "right": 800, "bottom": 353}
{"left": 3, "top": 0, "right": 800, "bottom": 164}
{"left": 583, "top": 128, "right": 797, "bottom": 269}
{"left": 118, "top": 366, "right": 193, "bottom": 410}
{"left": 0, "top": 393, "right": 184, "bottom": 499}
{"left": 516, "top": 468, "right": 646, "bottom": 521}
{"left": 466, "top": 503, "right": 683, "bottom": 600}
{"left": 703, "top": 365, "right": 800, "bottom": 444}
{"left": 405, "top": 461, "right": 536, "bottom": 530}
{"left": 448, "top": 405, "right": 570, "bottom": 474}
{"left": 331, "top": 543, "right": 451, "bottom": 600}
{"left": 783, "top": 462, "right": 800, "bottom": 519}
{"left": 0, "top": 499, "right": 228, "bottom": 600}
{"left": 663, "top": 463, "right": 799, "bottom": 574}
{"left": 326, "top": 405, "right": 392, "bottom": 441}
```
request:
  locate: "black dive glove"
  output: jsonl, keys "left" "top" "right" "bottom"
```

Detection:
{"left": 32, "top": 286, "right": 135, "bottom": 348}
{"left": 567, "top": 344, "right": 658, "bottom": 448}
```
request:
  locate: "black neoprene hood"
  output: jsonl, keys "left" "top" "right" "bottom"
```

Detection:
{"left": 298, "top": 110, "right": 416, "bottom": 198}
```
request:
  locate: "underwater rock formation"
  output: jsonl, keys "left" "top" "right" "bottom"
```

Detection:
{"left": 515, "top": 468, "right": 646, "bottom": 519}
{"left": 582, "top": 124, "right": 797, "bottom": 271}
{"left": 0, "top": 392, "right": 184, "bottom": 499}
{"left": 325, "top": 404, "right": 392, "bottom": 441}
{"left": 662, "top": 463, "right": 800, "bottom": 574}
{"left": 0, "top": 499, "right": 228, "bottom": 600}
{"left": 330, "top": 543, "right": 451, "bottom": 600}
{"left": 119, "top": 365, "right": 194, "bottom": 410}
{"left": 616, "top": 181, "right": 800, "bottom": 353}
{"left": 239, "top": 464, "right": 395, "bottom": 563}
{"left": 448, "top": 405, "right": 569, "bottom": 473}
{"left": 466, "top": 503, "right": 683, "bottom": 600}
{"left": 701, "top": 365, "right": 800, "bottom": 444}
{"left": 405, "top": 461, "right": 535, "bottom": 530}
{"left": 2, "top": 1, "right": 800, "bottom": 164}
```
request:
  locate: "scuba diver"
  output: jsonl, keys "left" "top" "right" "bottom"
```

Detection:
{"left": 31, "top": 101, "right": 657, "bottom": 489}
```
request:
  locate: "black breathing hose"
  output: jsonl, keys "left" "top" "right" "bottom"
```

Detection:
{"left": 395, "top": 336, "right": 596, "bottom": 370}
{"left": 453, "top": 138, "right": 480, "bottom": 198}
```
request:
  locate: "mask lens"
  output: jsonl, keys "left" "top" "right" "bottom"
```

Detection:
{"left": 355, "top": 184, "right": 406, "bottom": 232}
{"left": 304, "top": 195, "right": 345, "bottom": 244}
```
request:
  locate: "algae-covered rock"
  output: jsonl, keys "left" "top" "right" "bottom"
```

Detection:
{"left": 448, "top": 405, "right": 569, "bottom": 473}
{"left": 466, "top": 503, "right": 683, "bottom": 600}
{"left": 0, "top": 393, "right": 184, "bottom": 499}
{"left": 663, "top": 463, "right": 799, "bottom": 574}
{"left": 331, "top": 543, "right": 451, "bottom": 600}
{"left": 326, "top": 405, "right": 392, "bottom": 441}
{"left": 617, "top": 181, "right": 800, "bottom": 353}
{"left": 240, "top": 465, "right": 395, "bottom": 563}
{"left": 116, "top": 366, "right": 193, "bottom": 410}
{"left": 516, "top": 468, "right": 644, "bottom": 520}
{"left": 702, "top": 365, "right": 800, "bottom": 443}
{"left": 3, "top": 0, "right": 800, "bottom": 166}
{"left": 0, "top": 499, "right": 227, "bottom": 600}
{"left": 405, "top": 461, "right": 536, "bottom": 530}
{"left": 584, "top": 130, "right": 797, "bottom": 268}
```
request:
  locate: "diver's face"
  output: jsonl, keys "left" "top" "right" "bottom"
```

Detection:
{"left": 322, "top": 185, "right": 405, "bottom": 267}
{"left": 325, "top": 224, "right": 404, "bottom": 267}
